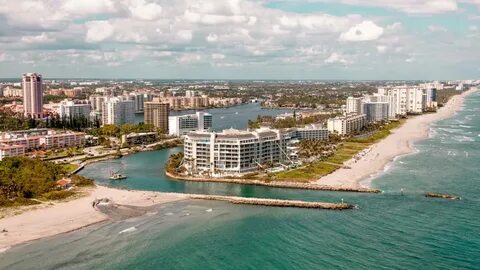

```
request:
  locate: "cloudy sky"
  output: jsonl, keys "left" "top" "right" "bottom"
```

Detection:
{"left": 0, "top": 0, "right": 479, "bottom": 80}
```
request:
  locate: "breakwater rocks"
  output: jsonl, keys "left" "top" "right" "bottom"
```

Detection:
{"left": 190, "top": 195, "right": 354, "bottom": 210}
{"left": 425, "top": 192, "right": 461, "bottom": 200}
{"left": 166, "top": 172, "right": 380, "bottom": 193}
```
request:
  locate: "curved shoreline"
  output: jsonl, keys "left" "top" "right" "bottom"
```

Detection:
{"left": 316, "top": 88, "right": 478, "bottom": 188}
{"left": 165, "top": 171, "right": 380, "bottom": 193}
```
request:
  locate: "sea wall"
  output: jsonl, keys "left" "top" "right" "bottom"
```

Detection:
{"left": 166, "top": 171, "right": 380, "bottom": 193}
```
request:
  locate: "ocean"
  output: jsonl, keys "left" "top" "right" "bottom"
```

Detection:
{"left": 1, "top": 92, "right": 479, "bottom": 269}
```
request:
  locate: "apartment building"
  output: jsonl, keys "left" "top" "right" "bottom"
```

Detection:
{"left": 102, "top": 97, "right": 135, "bottom": 125}
{"left": 168, "top": 112, "right": 213, "bottom": 136}
{"left": 184, "top": 128, "right": 291, "bottom": 175}
{"left": 327, "top": 113, "right": 367, "bottom": 135}
{"left": 144, "top": 98, "right": 170, "bottom": 132}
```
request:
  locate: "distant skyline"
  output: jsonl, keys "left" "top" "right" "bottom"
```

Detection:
{"left": 0, "top": 0, "right": 479, "bottom": 80}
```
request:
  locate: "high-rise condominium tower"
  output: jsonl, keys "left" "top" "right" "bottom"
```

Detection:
{"left": 144, "top": 98, "right": 170, "bottom": 133}
{"left": 22, "top": 73, "right": 43, "bottom": 118}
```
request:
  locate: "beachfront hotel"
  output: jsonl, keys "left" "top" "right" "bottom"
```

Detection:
{"left": 182, "top": 124, "right": 332, "bottom": 176}
{"left": 184, "top": 128, "right": 293, "bottom": 176}
{"left": 22, "top": 73, "right": 43, "bottom": 118}
{"left": 168, "top": 112, "right": 213, "bottom": 136}
{"left": 327, "top": 113, "right": 367, "bottom": 135}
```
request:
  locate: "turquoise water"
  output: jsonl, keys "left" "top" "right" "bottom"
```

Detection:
{"left": 2, "top": 92, "right": 480, "bottom": 269}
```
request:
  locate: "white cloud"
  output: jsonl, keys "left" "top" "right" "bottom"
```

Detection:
{"left": 312, "top": 0, "right": 459, "bottom": 14}
{"left": 128, "top": 0, "right": 163, "bottom": 20}
{"left": 62, "top": 0, "right": 116, "bottom": 16}
{"left": 324, "top": 52, "right": 350, "bottom": 64}
{"left": 206, "top": 33, "right": 218, "bottom": 42}
{"left": 469, "top": 25, "right": 478, "bottom": 31}
{"left": 177, "top": 53, "right": 203, "bottom": 64}
{"left": 339, "top": 21, "right": 384, "bottom": 42}
{"left": 176, "top": 30, "right": 193, "bottom": 42}
{"left": 428, "top": 25, "right": 447, "bottom": 32}
{"left": 85, "top": 21, "right": 115, "bottom": 43}
{"left": 211, "top": 53, "right": 226, "bottom": 60}
{"left": 376, "top": 45, "right": 388, "bottom": 53}
{"left": 21, "top": 33, "right": 55, "bottom": 44}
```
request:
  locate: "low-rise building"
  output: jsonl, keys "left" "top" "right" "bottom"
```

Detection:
{"left": 121, "top": 132, "right": 157, "bottom": 145}
{"left": 0, "top": 129, "right": 86, "bottom": 152}
{"left": 294, "top": 124, "right": 329, "bottom": 141}
{"left": 0, "top": 144, "right": 26, "bottom": 160}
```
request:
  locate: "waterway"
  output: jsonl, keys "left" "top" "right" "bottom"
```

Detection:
{"left": 135, "top": 102, "right": 297, "bottom": 130}
{"left": 2, "top": 92, "right": 480, "bottom": 269}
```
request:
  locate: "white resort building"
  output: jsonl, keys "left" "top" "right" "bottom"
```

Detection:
{"left": 183, "top": 128, "right": 293, "bottom": 176}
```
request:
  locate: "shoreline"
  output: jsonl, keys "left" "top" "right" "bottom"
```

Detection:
{"left": 165, "top": 171, "right": 380, "bottom": 193}
{"left": 0, "top": 184, "right": 357, "bottom": 251}
{"left": 0, "top": 186, "right": 188, "bottom": 251}
{"left": 316, "top": 88, "right": 478, "bottom": 188}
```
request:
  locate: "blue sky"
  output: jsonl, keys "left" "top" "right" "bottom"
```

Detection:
{"left": 0, "top": 0, "right": 479, "bottom": 80}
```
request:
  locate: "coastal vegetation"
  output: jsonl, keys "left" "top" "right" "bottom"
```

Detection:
{"left": 166, "top": 152, "right": 184, "bottom": 174}
{"left": 273, "top": 120, "right": 405, "bottom": 181}
{"left": 0, "top": 157, "right": 93, "bottom": 207}
{"left": 248, "top": 113, "right": 335, "bottom": 129}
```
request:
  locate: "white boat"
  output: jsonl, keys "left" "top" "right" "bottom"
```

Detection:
{"left": 109, "top": 170, "right": 127, "bottom": 180}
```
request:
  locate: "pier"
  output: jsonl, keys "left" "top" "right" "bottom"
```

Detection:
{"left": 189, "top": 194, "right": 354, "bottom": 210}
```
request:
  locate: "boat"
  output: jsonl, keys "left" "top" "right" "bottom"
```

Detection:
{"left": 109, "top": 170, "right": 127, "bottom": 180}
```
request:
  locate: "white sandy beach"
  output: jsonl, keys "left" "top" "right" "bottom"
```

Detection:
{"left": 316, "top": 88, "right": 478, "bottom": 188}
{"left": 0, "top": 186, "right": 187, "bottom": 251}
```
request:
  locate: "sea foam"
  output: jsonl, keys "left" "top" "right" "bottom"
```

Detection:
{"left": 119, "top": 226, "right": 137, "bottom": 234}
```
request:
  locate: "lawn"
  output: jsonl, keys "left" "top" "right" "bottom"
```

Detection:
{"left": 273, "top": 119, "right": 406, "bottom": 182}
{"left": 60, "top": 163, "right": 79, "bottom": 173}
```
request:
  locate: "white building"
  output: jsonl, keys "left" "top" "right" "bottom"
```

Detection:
{"left": 184, "top": 128, "right": 291, "bottom": 176}
{"left": 102, "top": 97, "right": 135, "bottom": 125}
{"left": 168, "top": 112, "right": 213, "bottom": 136}
{"left": 58, "top": 100, "right": 91, "bottom": 119}
{"left": 346, "top": 97, "right": 363, "bottom": 114}
{"left": 378, "top": 86, "right": 426, "bottom": 115}
{"left": 89, "top": 95, "right": 105, "bottom": 112}
{"left": 294, "top": 124, "right": 329, "bottom": 141}
{"left": 0, "top": 129, "right": 85, "bottom": 154}
{"left": 362, "top": 102, "right": 389, "bottom": 123}
{"left": 327, "top": 113, "right": 366, "bottom": 135}
{"left": 0, "top": 144, "right": 26, "bottom": 161}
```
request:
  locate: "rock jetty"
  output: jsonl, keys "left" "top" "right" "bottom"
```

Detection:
{"left": 189, "top": 195, "right": 354, "bottom": 210}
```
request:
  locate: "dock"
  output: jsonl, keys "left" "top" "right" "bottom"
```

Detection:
{"left": 189, "top": 194, "right": 354, "bottom": 210}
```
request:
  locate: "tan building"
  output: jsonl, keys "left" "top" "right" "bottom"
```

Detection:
{"left": 22, "top": 73, "right": 43, "bottom": 118}
{"left": 144, "top": 98, "right": 170, "bottom": 133}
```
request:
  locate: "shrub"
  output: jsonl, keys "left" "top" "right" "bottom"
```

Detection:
{"left": 41, "top": 190, "right": 75, "bottom": 201}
